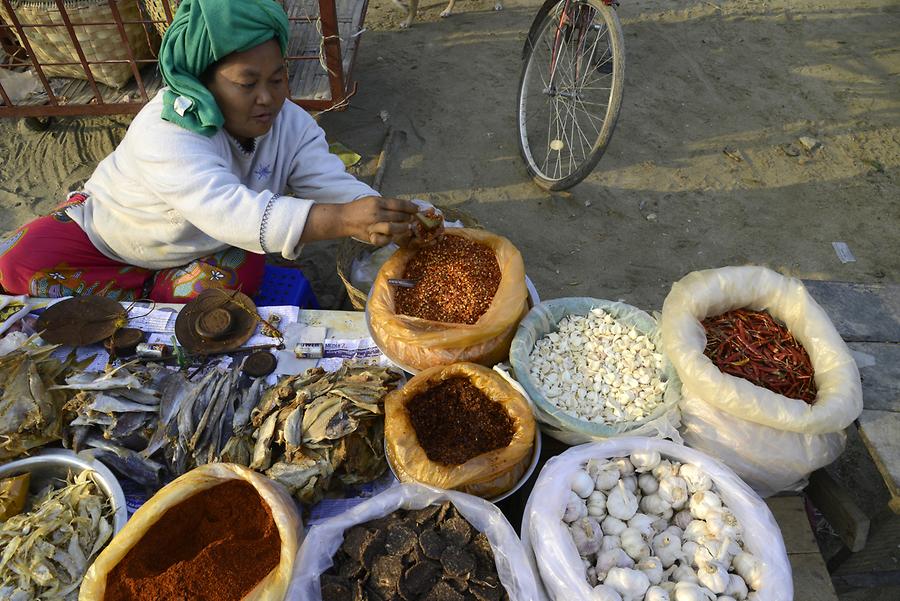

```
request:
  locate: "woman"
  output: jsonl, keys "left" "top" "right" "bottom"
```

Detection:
{"left": 0, "top": 0, "right": 416, "bottom": 302}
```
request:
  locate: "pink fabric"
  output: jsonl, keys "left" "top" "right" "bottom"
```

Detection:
{"left": 0, "top": 195, "right": 265, "bottom": 302}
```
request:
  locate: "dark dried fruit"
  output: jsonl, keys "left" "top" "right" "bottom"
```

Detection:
{"left": 363, "top": 530, "right": 389, "bottom": 569}
{"left": 468, "top": 532, "right": 494, "bottom": 567}
{"left": 322, "top": 581, "right": 354, "bottom": 601}
{"left": 386, "top": 524, "right": 418, "bottom": 556}
{"left": 419, "top": 528, "right": 447, "bottom": 560}
{"left": 342, "top": 526, "right": 372, "bottom": 562}
{"left": 399, "top": 561, "right": 441, "bottom": 600}
{"left": 441, "top": 547, "right": 476, "bottom": 579}
{"left": 469, "top": 580, "right": 504, "bottom": 601}
{"left": 424, "top": 580, "right": 466, "bottom": 601}
{"left": 371, "top": 555, "right": 404, "bottom": 597}
{"left": 407, "top": 504, "right": 442, "bottom": 525}
{"left": 439, "top": 515, "right": 473, "bottom": 548}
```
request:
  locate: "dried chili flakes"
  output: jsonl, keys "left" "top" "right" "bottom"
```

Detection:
{"left": 406, "top": 377, "right": 515, "bottom": 465}
{"left": 702, "top": 308, "right": 817, "bottom": 404}
{"left": 395, "top": 235, "right": 501, "bottom": 325}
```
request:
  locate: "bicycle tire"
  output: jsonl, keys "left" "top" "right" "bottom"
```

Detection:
{"left": 516, "top": 0, "right": 625, "bottom": 191}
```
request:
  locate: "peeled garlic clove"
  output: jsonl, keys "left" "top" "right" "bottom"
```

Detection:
{"left": 639, "top": 472, "right": 660, "bottom": 495}
{"left": 591, "top": 584, "right": 623, "bottom": 601}
{"left": 573, "top": 469, "right": 597, "bottom": 498}
{"left": 679, "top": 463, "right": 713, "bottom": 494}
{"left": 629, "top": 450, "right": 661, "bottom": 472}
{"left": 604, "top": 567, "right": 650, "bottom": 600}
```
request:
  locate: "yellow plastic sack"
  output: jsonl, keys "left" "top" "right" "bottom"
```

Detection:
{"left": 368, "top": 229, "right": 528, "bottom": 372}
{"left": 79, "top": 463, "right": 301, "bottom": 601}
{"left": 385, "top": 363, "right": 536, "bottom": 499}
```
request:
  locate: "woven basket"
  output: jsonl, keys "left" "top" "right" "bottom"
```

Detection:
{"left": 336, "top": 206, "right": 482, "bottom": 311}
{"left": 142, "top": 0, "right": 177, "bottom": 38}
{"left": 0, "top": 0, "right": 159, "bottom": 88}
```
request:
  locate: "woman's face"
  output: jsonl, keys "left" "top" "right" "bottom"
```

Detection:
{"left": 206, "top": 39, "right": 288, "bottom": 144}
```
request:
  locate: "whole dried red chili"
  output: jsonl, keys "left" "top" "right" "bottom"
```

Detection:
{"left": 702, "top": 309, "right": 817, "bottom": 404}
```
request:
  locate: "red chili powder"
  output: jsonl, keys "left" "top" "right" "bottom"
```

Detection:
{"left": 104, "top": 480, "right": 281, "bottom": 601}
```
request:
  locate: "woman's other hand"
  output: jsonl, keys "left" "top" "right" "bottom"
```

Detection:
{"left": 343, "top": 196, "right": 418, "bottom": 246}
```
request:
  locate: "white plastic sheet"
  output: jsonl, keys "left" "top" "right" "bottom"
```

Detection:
{"left": 291, "top": 483, "right": 545, "bottom": 601}
{"left": 660, "top": 266, "right": 862, "bottom": 495}
{"left": 521, "top": 438, "right": 793, "bottom": 601}
{"left": 509, "top": 298, "right": 682, "bottom": 444}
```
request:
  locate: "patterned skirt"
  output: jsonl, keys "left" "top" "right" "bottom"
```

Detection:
{"left": 0, "top": 195, "right": 265, "bottom": 303}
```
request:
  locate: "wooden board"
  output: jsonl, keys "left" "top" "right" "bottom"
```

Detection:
{"left": 858, "top": 410, "right": 900, "bottom": 513}
{"left": 847, "top": 341, "right": 900, "bottom": 413}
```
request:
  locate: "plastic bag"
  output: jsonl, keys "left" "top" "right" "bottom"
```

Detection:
{"left": 521, "top": 438, "right": 793, "bottom": 601}
{"left": 79, "top": 464, "right": 301, "bottom": 601}
{"left": 660, "top": 266, "right": 862, "bottom": 494}
{"left": 508, "top": 298, "right": 682, "bottom": 444}
{"left": 290, "top": 482, "right": 545, "bottom": 601}
{"left": 368, "top": 228, "right": 528, "bottom": 372}
{"left": 384, "top": 363, "right": 536, "bottom": 499}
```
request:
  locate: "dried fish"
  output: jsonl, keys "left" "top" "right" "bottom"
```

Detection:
{"left": 0, "top": 470, "right": 114, "bottom": 600}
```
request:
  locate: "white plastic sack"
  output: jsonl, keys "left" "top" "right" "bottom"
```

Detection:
{"left": 680, "top": 392, "right": 846, "bottom": 495}
{"left": 521, "top": 438, "right": 793, "bottom": 601}
{"left": 290, "top": 483, "right": 545, "bottom": 601}
{"left": 509, "top": 298, "right": 682, "bottom": 445}
{"left": 660, "top": 266, "right": 862, "bottom": 494}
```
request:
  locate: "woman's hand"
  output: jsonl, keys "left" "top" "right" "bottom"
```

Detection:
{"left": 342, "top": 196, "right": 418, "bottom": 246}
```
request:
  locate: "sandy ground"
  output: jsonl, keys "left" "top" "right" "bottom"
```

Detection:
{"left": 0, "top": 0, "right": 898, "bottom": 593}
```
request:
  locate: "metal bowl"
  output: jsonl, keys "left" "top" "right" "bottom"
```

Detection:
{"left": 385, "top": 426, "right": 542, "bottom": 504}
{"left": 0, "top": 448, "right": 128, "bottom": 534}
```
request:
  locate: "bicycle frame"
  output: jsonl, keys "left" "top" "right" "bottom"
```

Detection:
{"left": 522, "top": 0, "right": 618, "bottom": 61}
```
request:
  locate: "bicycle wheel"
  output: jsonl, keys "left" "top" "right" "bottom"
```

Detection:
{"left": 517, "top": 0, "right": 625, "bottom": 191}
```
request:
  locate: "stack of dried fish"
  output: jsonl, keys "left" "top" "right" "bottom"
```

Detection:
{"left": 228, "top": 365, "right": 401, "bottom": 505}
{"left": 0, "top": 342, "right": 79, "bottom": 460}
{"left": 0, "top": 470, "right": 114, "bottom": 601}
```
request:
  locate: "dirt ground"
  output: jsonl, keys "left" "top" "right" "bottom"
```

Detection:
{"left": 0, "top": 0, "right": 897, "bottom": 594}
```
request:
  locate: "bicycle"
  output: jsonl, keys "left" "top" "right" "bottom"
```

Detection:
{"left": 517, "top": 0, "right": 625, "bottom": 191}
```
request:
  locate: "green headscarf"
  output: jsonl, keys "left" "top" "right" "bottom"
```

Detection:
{"left": 159, "top": 0, "right": 290, "bottom": 137}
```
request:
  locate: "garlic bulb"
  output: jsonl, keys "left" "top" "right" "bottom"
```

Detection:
{"left": 658, "top": 476, "right": 689, "bottom": 509}
{"left": 645, "top": 585, "right": 671, "bottom": 601}
{"left": 573, "top": 469, "right": 597, "bottom": 498}
{"left": 604, "top": 567, "right": 650, "bottom": 600}
{"left": 652, "top": 517, "right": 671, "bottom": 533}
{"left": 588, "top": 490, "right": 608, "bottom": 517}
{"left": 591, "top": 584, "right": 624, "bottom": 601}
{"left": 639, "top": 472, "right": 660, "bottom": 495}
{"left": 706, "top": 508, "right": 743, "bottom": 542}
{"left": 689, "top": 491, "right": 722, "bottom": 520}
{"left": 707, "top": 536, "right": 742, "bottom": 566}
{"left": 587, "top": 565, "right": 599, "bottom": 586}
{"left": 602, "top": 515, "right": 628, "bottom": 536}
{"left": 589, "top": 459, "right": 621, "bottom": 491}
{"left": 620, "top": 527, "right": 651, "bottom": 561}
{"left": 596, "top": 548, "right": 635, "bottom": 580}
{"left": 607, "top": 481, "right": 639, "bottom": 521}
{"left": 664, "top": 525, "right": 684, "bottom": 540}
{"left": 640, "top": 493, "right": 672, "bottom": 516}
{"left": 732, "top": 552, "right": 763, "bottom": 591}
{"left": 612, "top": 457, "right": 636, "bottom": 476}
{"left": 673, "top": 581, "right": 716, "bottom": 601}
{"left": 652, "top": 460, "right": 678, "bottom": 480}
{"left": 671, "top": 564, "right": 699, "bottom": 584}
{"left": 683, "top": 520, "right": 710, "bottom": 542}
{"left": 724, "top": 574, "right": 749, "bottom": 599}
{"left": 628, "top": 513, "right": 656, "bottom": 538}
{"left": 651, "top": 530, "right": 682, "bottom": 568}
{"left": 682, "top": 541, "right": 700, "bottom": 567}
{"left": 570, "top": 517, "right": 604, "bottom": 556}
{"left": 601, "top": 535, "right": 622, "bottom": 551}
{"left": 679, "top": 464, "right": 713, "bottom": 494}
{"left": 717, "top": 597, "right": 737, "bottom": 601}
{"left": 697, "top": 561, "right": 730, "bottom": 594}
{"left": 673, "top": 509, "right": 693, "bottom": 530}
{"left": 622, "top": 475, "right": 638, "bottom": 494}
{"left": 565, "top": 490, "right": 589, "bottom": 523}
{"left": 637, "top": 557, "right": 664, "bottom": 585}
{"left": 630, "top": 450, "right": 661, "bottom": 472}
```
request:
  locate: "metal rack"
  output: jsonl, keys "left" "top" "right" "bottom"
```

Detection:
{"left": 0, "top": 0, "right": 369, "bottom": 118}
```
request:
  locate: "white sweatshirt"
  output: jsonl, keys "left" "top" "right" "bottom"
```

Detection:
{"left": 68, "top": 89, "right": 376, "bottom": 269}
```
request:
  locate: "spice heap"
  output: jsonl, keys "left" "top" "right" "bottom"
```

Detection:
{"left": 563, "top": 453, "right": 761, "bottom": 599}
{"left": 104, "top": 480, "right": 280, "bottom": 601}
{"left": 321, "top": 502, "right": 510, "bottom": 601}
{"left": 528, "top": 308, "right": 668, "bottom": 424}
{"left": 702, "top": 309, "right": 816, "bottom": 404}
{"left": 395, "top": 235, "right": 501, "bottom": 324}
{"left": 0, "top": 470, "right": 114, "bottom": 600}
{"left": 406, "top": 377, "right": 515, "bottom": 466}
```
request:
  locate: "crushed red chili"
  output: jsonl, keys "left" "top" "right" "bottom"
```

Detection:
{"left": 394, "top": 235, "right": 501, "bottom": 324}
{"left": 702, "top": 308, "right": 817, "bottom": 404}
{"left": 104, "top": 480, "right": 281, "bottom": 601}
{"left": 406, "top": 377, "right": 515, "bottom": 465}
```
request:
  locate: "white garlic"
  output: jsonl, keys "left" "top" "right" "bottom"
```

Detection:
{"left": 673, "top": 509, "right": 694, "bottom": 530}
{"left": 630, "top": 450, "right": 661, "bottom": 472}
{"left": 601, "top": 535, "right": 622, "bottom": 551}
{"left": 717, "top": 597, "right": 737, "bottom": 601}
{"left": 596, "top": 548, "right": 635, "bottom": 580}
{"left": 628, "top": 513, "right": 656, "bottom": 538}
{"left": 637, "top": 557, "right": 664, "bottom": 585}
{"left": 588, "top": 490, "right": 608, "bottom": 517}
{"left": 607, "top": 480, "right": 639, "bottom": 521}
{"left": 573, "top": 469, "right": 597, "bottom": 498}
{"left": 621, "top": 475, "right": 638, "bottom": 494}
{"left": 682, "top": 541, "right": 701, "bottom": 567}
{"left": 697, "top": 561, "right": 730, "bottom": 594}
{"left": 620, "top": 527, "right": 651, "bottom": 561}
{"left": 604, "top": 567, "right": 650, "bottom": 600}
{"left": 640, "top": 493, "right": 673, "bottom": 516}
{"left": 589, "top": 459, "right": 622, "bottom": 491}
{"left": 591, "top": 584, "right": 624, "bottom": 601}
{"left": 705, "top": 508, "right": 743, "bottom": 542}
{"left": 639, "top": 472, "right": 660, "bottom": 495}
{"left": 652, "top": 460, "right": 679, "bottom": 481}
{"left": 652, "top": 517, "right": 672, "bottom": 533}
{"left": 689, "top": 491, "right": 722, "bottom": 520}
{"left": 612, "top": 457, "right": 636, "bottom": 477}
{"left": 671, "top": 564, "right": 699, "bottom": 584}
{"left": 673, "top": 581, "right": 716, "bottom": 601}
{"left": 679, "top": 463, "right": 713, "bottom": 494}
{"left": 570, "top": 517, "right": 604, "bottom": 556}
{"left": 732, "top": 552, "right": 763, "bottom": 591}
{"left": 602, "top": 515, "right": 628, "bottom": 536}
{"left": 683, "top": 520, "right": 710, "bottom": 542}
{"left": 664, "top": 525, "right": 684, "bottom": 540}
{"left": 651, "top": 530, "right": 683, "bottom": 568}
{"left": 658, "top": 476, "right": 689, "bottom": 510}
{"left": 564, "top": 490, "right": 589, "bottom": 523}
{"left": 645, "top": 585, "right": 671, "bottom": 601}
{"left": 724, "top": 574, "right": 749, "bottom": 599}
{"left": 587, "top": 565, "right": 599, "bottom": 586}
